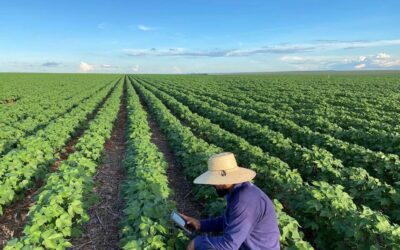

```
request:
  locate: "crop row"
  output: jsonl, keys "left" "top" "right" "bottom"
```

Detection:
{"left": 131, "top": 78, "right": 315, "bottom": 249}
{"left": 147, "top": 76, "right": 400, "bottom": 155}
{"left": 0, "top": 74, "right": 119, "bottom": 126}
{"left": 4, "top": 77, "right": 123, "bottom": 249}
{"left": 155, "top": 75, "right": 400, "bottom": 132}
{"left": 219, "top": 83, "right": 400, "bottom": 155}
{"left": 0, "top": 79, "right": 115, "bottom": 156}
{"left": 132, "top": 77, "right": 400, "bottom": 249}
{"left": 221, "top": 75, "right": 400, "bottom": 126}
{"left": 140, "top": 77, "right": 400, "bottom": 187}
{"left": 119, "top": 78, "right": 186, "bottom": 249}
{"left": 0, "top": 77, "right": 121, "bottom": 215}
{"left": 140, "top": 79, "right": 400, "bottom": 222}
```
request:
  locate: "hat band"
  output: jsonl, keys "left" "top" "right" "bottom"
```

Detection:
{"left": 208, "top": 166, "right": 240, "bottom": 174}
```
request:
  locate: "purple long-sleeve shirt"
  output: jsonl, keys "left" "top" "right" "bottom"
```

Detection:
{"left": 194, "top": 182, "right": 280, "bottom": 250}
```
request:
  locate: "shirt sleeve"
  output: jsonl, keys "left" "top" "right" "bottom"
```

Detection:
{"left": 199, "top": 216, "right": 224, "bottom": 233}
{"left": 195, "top": 198, "right": 257, "bottom": 250}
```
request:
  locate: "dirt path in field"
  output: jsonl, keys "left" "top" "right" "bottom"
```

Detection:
{"left": 139, "top": 89, "right": 203, "bottom": 220}
{"left": 0, "top": 81, "right": 118, "bottom": 248}
{"left": 70, "top": 80, "right": 127, "bottom": 250}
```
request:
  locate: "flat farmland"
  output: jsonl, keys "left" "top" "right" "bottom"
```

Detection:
{"left": 1, "top": 72, "right": 400, "bottom": 249}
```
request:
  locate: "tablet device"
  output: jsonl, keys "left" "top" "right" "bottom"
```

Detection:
{"left": 170, "top": 211, "right": 193, "bottom": 235}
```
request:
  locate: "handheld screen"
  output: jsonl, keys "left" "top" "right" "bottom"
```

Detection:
{"left": 171, "top": 211, "right": 186, "bottom": 227}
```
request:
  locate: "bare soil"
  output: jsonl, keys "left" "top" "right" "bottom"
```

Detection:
{"left": 141, "top": 97, "right": 204, "bottom": 220}
{"left": 69, "top": 82, "right": 127, "bottom": 250}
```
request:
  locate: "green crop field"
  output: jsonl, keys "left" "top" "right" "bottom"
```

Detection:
{"left": 1, "top": 72, "right": 400, "bottom": 249}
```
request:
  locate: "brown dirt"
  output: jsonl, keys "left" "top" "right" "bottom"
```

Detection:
{"left": 0, "top": 185, "right": 37, "bottom": 246}
{"left": 69, "top": 81, "right": 127, "bottom": 250}
{"left": 140, "top": 94, "right": 204, "bottom": 220}
{"left": 2, "top": 97, "right": 20, "bottom": 105}
{"left": 0, "top": 82, "right": 118, "bottom": 248}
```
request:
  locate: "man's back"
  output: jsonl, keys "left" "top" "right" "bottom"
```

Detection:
{"left": 225, "top": 182, "right": 280, "bottom": 250}
{"left": 195, "top": 182, "right": 280, "bottom": 249}
{"left": 188, "top": 152, "right": 280, "bottom": 250}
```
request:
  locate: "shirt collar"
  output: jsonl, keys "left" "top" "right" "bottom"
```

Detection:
{"left": 226, "top": 182, "right": 250, "bottom": 201}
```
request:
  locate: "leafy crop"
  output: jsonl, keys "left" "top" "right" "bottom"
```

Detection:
{"left": 119, "top": 78, "right": 186, "bottom": 249}
{"left": 4, "top": 78, "right": 123, "bottom": 249}
{"left": 134, "top": 76, "right": 400, "bottom": 249}
{"left": 132, "top": 77, "right": 315, "bottom": 249}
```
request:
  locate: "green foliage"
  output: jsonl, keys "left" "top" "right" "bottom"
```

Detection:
{"left": 0, "top": 77, "right": 120, "bottom": 215}
{"left": 0, "top": 74, "right": 118, "bottom": 156}
{"left": 4, "top": 78, "right": 123, "bottom": 249}
{"left": 132, "top": 78, "right": 314, "bottom": 249}
{"left": 145, "top": 78, "right": 400, "bottom": 222}
{"left": 134, "top": 75, "right": 400, "bottom": 249}
{"left": 119, "top": 79, "right": 187, "bottom": 249}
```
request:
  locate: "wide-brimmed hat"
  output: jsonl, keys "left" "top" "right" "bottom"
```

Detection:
{"left": 193, "top": 152, "right": 256, "bottom": 185}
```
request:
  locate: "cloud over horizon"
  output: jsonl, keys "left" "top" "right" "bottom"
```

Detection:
{"left": 100, "top": 64, "right": 113, "bottom": 68}
{"left": 131, "top": 64, "right": 140, "bottom": 72}
{"left": 123, "top": 39, "right": 400, "bottom": 58}
{"left": 280, "top": 52, "right": 400, "bottom": 70}
{"left": 79, "top": 62, "right": 94, "bottom": 72}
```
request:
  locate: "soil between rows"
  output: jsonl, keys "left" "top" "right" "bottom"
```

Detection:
{"left": 139, "top": 88, "right": 204, "bottom": 220}
{"left": 1, "top": 78, "right": 206, "bottom": 249}
{"left": 70, "top": 81, "right": 127, "bottom": 250}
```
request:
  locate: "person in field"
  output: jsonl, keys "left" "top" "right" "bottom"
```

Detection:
{"left": 180, "top": 152, "right": 280, "bottom": 250}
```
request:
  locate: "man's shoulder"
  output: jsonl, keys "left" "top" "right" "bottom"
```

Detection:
{"left": 235, "top": 182, "right": 269, "bottom": 203}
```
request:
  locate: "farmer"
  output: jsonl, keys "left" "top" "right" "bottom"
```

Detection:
{"left": 181, "top": 152, "right": 280, "bottom": 250}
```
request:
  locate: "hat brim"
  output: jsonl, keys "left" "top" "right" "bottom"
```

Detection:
{"left": 193, "top": 167, "right": 256, "bottom": 185}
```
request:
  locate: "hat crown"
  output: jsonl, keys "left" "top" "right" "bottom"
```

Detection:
{"left": 208, "top": 152, "right": 238, "bottom": 171}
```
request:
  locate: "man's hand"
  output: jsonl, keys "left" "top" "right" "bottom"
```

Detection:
{"left": 186, "top": 239, "right": 195, "bottom": 250}
{"left": 179, "top": 213, "right": 201, "bottom": 231}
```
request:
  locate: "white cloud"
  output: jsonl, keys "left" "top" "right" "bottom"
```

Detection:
{"left": 371, "top": 53, "right": 400, "bottom": 67}
{"left": 131, "top": 64, "right": 140, "bottom": 72}
{"left": 123, "top": 39, "right": 400, "bottom": 58}
{"left": 376, "top": 53, "right": 391, "bottom": 59}
{"left": 79, "top": 62, "right": 94, "bottom": 72}
{"left": 354, "top": 63, "right": 366, "bottom": 69}
{"left": 280, "top": 52, "right": 400, "bottom": 70}
{"left": 280, "top": 56, "right": 306, "bottom": 62}
{"left": 137, "top": 25, "right": 154, "bottom": 32}
{"left": 101, "top": 64, "right": 112, "bottom": 68}
{"left": 323, "top": 39, "right": 400, "bottom": 50}
{"left": 359, "top": 56, "right": 367, "bottom": 62}
{"left": 280, "top": 55, "right": 353, "bottom": 65}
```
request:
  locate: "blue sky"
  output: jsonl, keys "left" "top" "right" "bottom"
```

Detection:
{"left": 1, "top": 0, "right": 399, "bottom": 73}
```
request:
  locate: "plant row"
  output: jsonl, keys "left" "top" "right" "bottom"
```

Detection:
{"left": 0, "top": 74, "right": 119, "bottom": 127}
{"left": 146, "top": 76, "right": 400, "bottom": 155}
{"left": 217, "top": 83, "right": 400, "bottom": 155}
{"left": 141, "top": 77, "right": 400, "bottom": 186}
{"left": 4, "top": 77, "right": 123, "bottom": 249}
{"left": 132, "top": 77, "right": 400, "bottom": 249}
{"left": 118, "top": 78, "right": 186, "bottom": 249}
{"left": 142, "top": 79, "right": 400, "bottom": 221}
{"left": 0, "top": 77, "right": 121, "bottom": 215}
{"left": 0, "top": 79, "right": 115, "bottom": 156}
{"left": 131, "top": 77, "right": 318, "bottom": 249}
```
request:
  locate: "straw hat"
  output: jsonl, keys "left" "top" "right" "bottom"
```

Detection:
{"left": 194, "top": 152, "right": 256, "bottom": 185}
